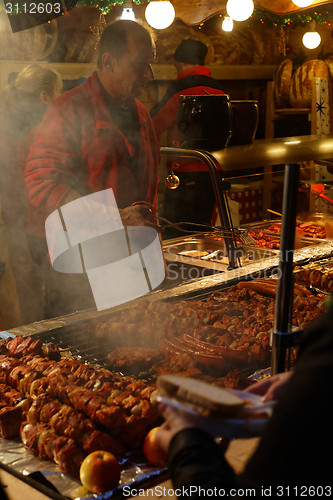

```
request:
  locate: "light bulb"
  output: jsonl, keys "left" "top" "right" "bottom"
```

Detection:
{"left": 292, "top": 0, "right": 313, "bottom": 7}
{"left": 121, "top": 8, "right": 135, "bottom": 21}
{"left": 222, "top": 16, "right": 233, "bottom": 32}
{"left": 302, "top": 30, "right": 321, "bottom": 49}
{"left": 145, "top": 1, "right": 175, "bottom": 30}
{"left": 226, "top": 0, "right": 254, "bottom": 22}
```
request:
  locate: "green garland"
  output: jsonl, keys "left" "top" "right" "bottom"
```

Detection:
{"left": 252, "top": 8, "right": 333, "bottom": 27}
{"left": 75, "top": 0, "right": 143, "bottom": 15}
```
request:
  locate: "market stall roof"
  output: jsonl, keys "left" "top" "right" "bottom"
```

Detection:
{"left": 171, "top": 0, "right": 333, "bottom": 25}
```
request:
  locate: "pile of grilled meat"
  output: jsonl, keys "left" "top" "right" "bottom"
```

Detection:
{"left": 0, "top": 336, "right": 160, "bottom": 477}
{"left": 0, "top": 275, "right": 328, "bottom": 480}
{"left": 90, "top": 277, "right": 326, "bottom": 379}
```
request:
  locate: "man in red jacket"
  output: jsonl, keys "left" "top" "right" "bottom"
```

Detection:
{"left": 150, "top": 39, "right": 226, "bottom": 239}
{"left": 25, "top": 19, "right": 159, "bottom": 229}
{"left": 24, "top": 20, "right": 161, "bottom": 317}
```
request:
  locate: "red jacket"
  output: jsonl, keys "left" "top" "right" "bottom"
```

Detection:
{"left": 25, "top": 71, "right": 160, "bottom": 214}
{"left": 150, "top": 66, "right": 225, "bottom": 172}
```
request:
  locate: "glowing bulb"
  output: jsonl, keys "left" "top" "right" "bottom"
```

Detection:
{"left": 222, "top": 16, "right": 233, "bottom": 32}
{"left": 302, "top": 31, "right": 321, "bottom": 49}
{"left": 145, "top": 1, "right": 175, "bottom": 30}
{"left": 226, "top": 0, "right": 254, "bottom": 22}
{"left": 292, "top": 0, "right": 313, "bottom": 7}
{"left": 121, "top": 8, "right": 135, "bottom": 21}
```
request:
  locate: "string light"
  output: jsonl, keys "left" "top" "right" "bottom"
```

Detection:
{"left": 121, "top": 7, "right": 135, "bottom": 20}
{"left": 292, "top": 0, "right": 313, "bottom": 7}
{"left": 222, "top": 16, "right": 233, "bottom": 32}
{"left": 145, "top": 1, "right": 175, "bottom": 30}
{"left": 302, "top": 20, "right": 321, "bottom": 49}
{"left": 226, "top": 0, "right": 254, "bottom": 22}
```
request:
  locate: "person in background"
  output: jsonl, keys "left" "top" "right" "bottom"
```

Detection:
{"left": 155, "top": 305, "right": 333, "bottom": 497}
{"left": 150, "top": 38, "right": 226, "bottom": 239}
{"left": 24, "top": 20, "right": 160, "bottom": 317}
{"left": 0, "top": 64, "right": 63, "bottom": 326}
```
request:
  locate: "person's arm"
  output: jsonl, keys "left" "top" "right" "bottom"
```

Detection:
{"left": 155, "top": 404, "right": 238, "bottom": 499}
{"left": 168, "top": 428, "right": 237, "bottom": 498}
{"left": 151, "top": 94, "right": 179, "bottom": 137}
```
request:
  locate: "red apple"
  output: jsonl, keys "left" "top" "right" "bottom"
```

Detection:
{"left": 143, "top": 427, "right": 167, "bottom": 467}
{"left": 79, "top": 450, "right": 121, "bottom": 494}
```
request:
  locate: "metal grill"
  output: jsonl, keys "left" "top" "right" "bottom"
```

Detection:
{"left": 33, "top": 273, "right": 272, "bottom": 376}
{"left": 37, "top": 326, "right": 111, "bottom": 367}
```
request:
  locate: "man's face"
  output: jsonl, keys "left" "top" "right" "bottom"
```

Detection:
{"left": 112, "top": 33, "right": 154, "bottom": 100}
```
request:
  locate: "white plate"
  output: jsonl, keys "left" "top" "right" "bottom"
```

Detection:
{"left": 229, "top": 389, "right": 276, "bottom": 415}
{"left": 156, "top": 390, "right": 276, "bottom": 439}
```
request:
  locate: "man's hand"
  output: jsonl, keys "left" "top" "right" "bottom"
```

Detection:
{"left": 155, "top": 402, "right": 230, "bottom": 456}
{"left": 155, "top": 403, "right": 199, "bottom": 454}
{"left": 61, "top": 189, "right": 82, "bottom": 205}
{"left": 245, "top": 371, "right": 292, "bottom": 402}
{"left": 119, "top": 205, "right": 160, "bottom": 230}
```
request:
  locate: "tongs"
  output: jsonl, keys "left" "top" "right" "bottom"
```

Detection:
{"left": 157, "top": 216, "right": 257, "bottom": 246}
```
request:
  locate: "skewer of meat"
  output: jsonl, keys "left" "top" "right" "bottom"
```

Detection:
{"left": 21, "top": 421, "right": 85, "bottom": 478}
{"left": 0, "top": 337, "right": 158, "bottom": 405}
{"left": 20, "top": 352, "right": 159, "bottom": 421}
{"left": 0, "top": 336, "right": 60, "bottom": 360}
{"left": 0, "top": 354, "right": 128, "bottom": 433}
{"left": 27, "top": 394, "right": 125, "bottom": 455}
{"left": 0, "top": 369, "right": 125, "bottom": 472}
{"left": 0, "top": 348, "right": 160, "bottom": 445}
{"left": 18, "top": 350, "right": 158, "bottom": 408}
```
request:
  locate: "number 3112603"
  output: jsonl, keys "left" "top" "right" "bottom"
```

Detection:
{"left": 5, "top": 3, "right": 61, "bottom": 15}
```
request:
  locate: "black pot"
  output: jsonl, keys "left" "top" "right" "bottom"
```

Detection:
{"left": 229, "top": 100, "right": 259, "bottom": 146}
{"left": 177, "top": 94, "right": 232, "bottom": 151}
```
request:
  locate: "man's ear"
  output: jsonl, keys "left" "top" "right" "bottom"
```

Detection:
{"left": 102, "top": 52, "right": 115, "bottom": 72}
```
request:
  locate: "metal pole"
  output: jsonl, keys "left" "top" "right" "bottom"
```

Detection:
{"left": 200, "top": 151, "right": 237, "bottom": 268}
{"left": 271, "top": 163, "right": 300, "bottom": 374}
{"left": 160, "top": 147, "right": 237, "bottom": 268}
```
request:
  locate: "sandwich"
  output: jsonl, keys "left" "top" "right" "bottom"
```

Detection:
{"left": 157, "top": 375, "right": 248, "bottom": 419}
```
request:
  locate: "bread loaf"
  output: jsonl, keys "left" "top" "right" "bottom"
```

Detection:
{"left": 274, "top": 59, "right": 293, "bottom": 108}
{"left": 324, "top": 56, "right": 333, "bottom": 80}
{"left": 289, "top": 59, "right": 330, "bottom": 108}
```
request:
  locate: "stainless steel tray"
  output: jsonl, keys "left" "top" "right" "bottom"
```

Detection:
{"left": 239, "top": 220, "right": 325, "bottom": 248}
{"left": 163, "top": 235, "right": 279, "bottom": 272}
